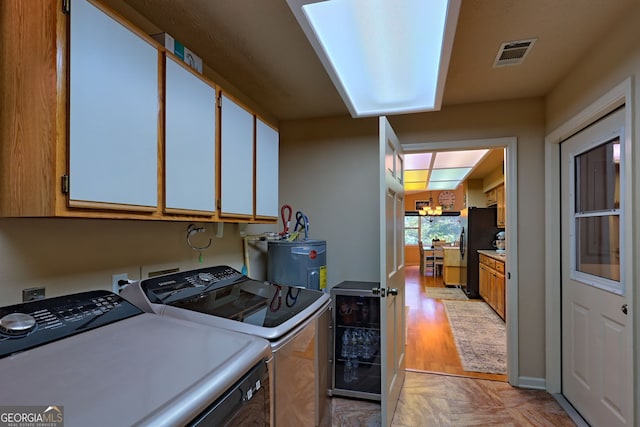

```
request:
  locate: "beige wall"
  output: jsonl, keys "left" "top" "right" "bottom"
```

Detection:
{"left": 544, "top": 0, "right": 640, "bottom": 399}
{"left": 276, "top": 117, "right": 380, "bottom": 287}
{"left": 279, "top": 98, "right": 547, "bottom": 381}
{"left": 391, "top": 98, "right": 547, "bottom": 380}
{"left": 0, "top": 218, "right": 244, "bottom": 305}
{"left": 2, "top": 0, "right": 637, "bottom": 393}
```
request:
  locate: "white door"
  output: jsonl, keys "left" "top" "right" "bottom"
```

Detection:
{"left": 379, "top": 117, "right": 406, "bottom": 426}
{"left": 560, "top": 107, "right": 633, "bottom": 426}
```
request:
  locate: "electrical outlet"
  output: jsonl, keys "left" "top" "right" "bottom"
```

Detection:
{"left": 22, "top": 287, "right": 45, "bottom": 302}
{"left": 112, "top": 273, "right": 129, "bottom": 294}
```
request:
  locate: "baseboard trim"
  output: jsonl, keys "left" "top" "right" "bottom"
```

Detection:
{"left": 552, "top": 394, "right": 590, "bottom": 427}
{"left": 516, "top": 376, "right": 546, "bottom": 390}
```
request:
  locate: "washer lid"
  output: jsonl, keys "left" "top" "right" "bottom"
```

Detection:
{"left": 0, "top": 313, "right": 270, "bottom": 426}
{"left": 170, "top": 279, "right": 324, "bottom": 328}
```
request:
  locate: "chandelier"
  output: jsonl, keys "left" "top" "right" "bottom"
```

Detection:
{"left": 419, "top": 205, "right": 442, "bottom": 216}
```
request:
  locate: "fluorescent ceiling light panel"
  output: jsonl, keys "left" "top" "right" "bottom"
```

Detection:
{"left": 430, "top": 167, "right": 470, "bottom": 182}
{"left": 405, "top": 153, "right": 432, "bottom": 170}
{"left": 405, "top": 182, "right": 427, "bottom": 191}
{"left": 433, "top": 149, "right": 489, "bottom": 169}
{"left": 427, "top": 180, "right": 459, "bottom": 191}
{"left": 287, "top": 0, "right": 461, "bottom": 117}
{"left": 404, "top": 169, "right": 429, "bottom": 182}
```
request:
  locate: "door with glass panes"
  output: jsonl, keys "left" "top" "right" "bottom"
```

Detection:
{"left": 560, "top": 107, "right": 633, "bottom": 426}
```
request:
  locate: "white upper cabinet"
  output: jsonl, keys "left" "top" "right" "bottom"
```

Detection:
{"left": 220, "top": 94, "right": 254, "bottom": 217}
{"left": 69, "top": 0, "right": 158, "bottom": 209}
{"left": 255, "top": 119, "right": 279, "bottom": 218}
{"left": 164, "top": 56, "right": 216, "bottom": 213}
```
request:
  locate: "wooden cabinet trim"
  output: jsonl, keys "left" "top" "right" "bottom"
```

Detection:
{"left": 0, "top": 0, "right": 277, "bottom": 224}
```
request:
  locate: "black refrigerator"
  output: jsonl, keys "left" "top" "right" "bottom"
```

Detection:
{"left": 459, "top": 207, "right": 500, "bottom": 298}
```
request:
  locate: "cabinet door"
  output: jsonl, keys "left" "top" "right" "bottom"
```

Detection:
{"left": 69, "top": 0, "right": 158, "bottom": 209}
{"left": 164, "top": 56, "right": 216, "bottom": 213}
{"left": 255, "top": 119, "right": 279, "bottom": 218}
{"left": 494, "top": 271, "right": 506, "bottom": 319}
{"left": 496, "top": 184, "right": 505, "bottom": 227}
{"left": 479, "top": 263, "right": 490, "bottom": 300}
{"left": 220, "top": 94, "right": 254, "bottom": 216}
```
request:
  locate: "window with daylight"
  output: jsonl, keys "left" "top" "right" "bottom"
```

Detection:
{"left": 404, "top": 213, "right": 462, "bottom": 245}
{"left": 571, "top": 136, "right": 622, "bottom": 293}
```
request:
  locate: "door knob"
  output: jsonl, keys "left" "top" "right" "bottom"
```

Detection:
{"left": 372, "top": 288, "right": 380, "bottom": 295}
{"left": 388, "top": 288, "right": 398, "bottom": 296}
{"left": 621, "top": 304, "right": 628, "bottom": 315}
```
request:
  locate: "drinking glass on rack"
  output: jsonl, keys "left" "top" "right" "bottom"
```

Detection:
{"left": 351, "top": 358, "right": 359, "bottom": 381}
{"left": 341, "top": 329, "right": 351, "bottom": 359}
{"left": 344, "top": 359, "right": 352, "bottom": 383}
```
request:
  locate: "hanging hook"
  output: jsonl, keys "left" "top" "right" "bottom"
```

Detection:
{"left": 186, "top": 223, "right": 212, "bottom": 252}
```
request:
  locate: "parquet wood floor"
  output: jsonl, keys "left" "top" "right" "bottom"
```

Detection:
{"left": 331, "top": 265, "right": 578, "bottom": 426}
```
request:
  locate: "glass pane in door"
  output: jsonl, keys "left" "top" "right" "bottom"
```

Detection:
{"left": 575, "top": 138, "right": 620, "bottom": 213}
{"left": 576, "top": 216, "right": 620, "bottom": 281}
{"left": 573, "top": 136, "right": 622, "bottom": 287}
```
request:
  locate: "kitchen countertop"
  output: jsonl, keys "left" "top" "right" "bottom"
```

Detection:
{"left": 478, "top": 249, "right": 506, "bottom": 262}
{"left": 442, "top": 246, "right": 460, "bottom": 250}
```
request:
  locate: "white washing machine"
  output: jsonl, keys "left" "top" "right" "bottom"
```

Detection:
{"left": 0, "top": 290, "right": 271, "bottom": 426}
{"left": 122, "top": 265, "right": 332, "bottom": 427}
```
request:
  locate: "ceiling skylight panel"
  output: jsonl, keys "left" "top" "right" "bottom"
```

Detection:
{"left": 429, "top": 167, "right": 470, "bottom": 182}
{"left": 404, "top": 170, "right": 429, "bottom": 182}
{"left": 405, "top": 182, "right": 427, "bottom": 191}
{"left": 288, "top": 0, "right": 461, "bottom": 117}
{"left": 432, "top": 149, "right": 489, "bottom": 168}
{"left": 427, "top": 180, "right": 459, "bottom": 190}
{"left": 405, "top": 153, "right": 432, "bottom": 170}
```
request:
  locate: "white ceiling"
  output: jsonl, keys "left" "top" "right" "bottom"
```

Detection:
{"left": 115, "top": 0, "right": 634, "bottom": 122}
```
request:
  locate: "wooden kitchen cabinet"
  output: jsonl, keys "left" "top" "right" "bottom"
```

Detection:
{"left": 1, "top": 0, "right": 163, "bottom": 219}
{"left": 478, "top": 253, "right": 505, "bottom": 320}
{"left": 164, "top": 55, "right": 217, "bottom": 215}
{"left": 442, "top": 247, "right": 463, "bottom": 286}
{"left": 219, "top": 93, "right": 255, "bottom": 218}
{"left": 0, "top": 0, "right": 278, "bottom": 223}
{"left": 485, "top": 183, "right": 505, "bottom": 227}
{"left": 69, "top": 0, "right": 158, "bottom": 210}
{"left": 496, "top": 184, "right": 505, "bottom": 228}
{"left": 485, "top": 188, "right": 498, "bottom": 206}
{"left": 255, "top": 118, "right": 279, "bottom": 219}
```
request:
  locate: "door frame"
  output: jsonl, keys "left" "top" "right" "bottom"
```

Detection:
{"left": 402, "top": 136, "right": 519, "bottom": 385}
{"left": 544, "top": 78, "right": 634, "bottom": 415}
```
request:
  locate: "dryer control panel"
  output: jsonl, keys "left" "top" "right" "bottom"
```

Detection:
{"left": 141, "top": 265, "right": 247, "bottom": 304}
{"left": 0, "top": 290, "right": 142, "bottom": 359}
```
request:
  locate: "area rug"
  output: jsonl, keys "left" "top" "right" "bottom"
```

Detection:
{"left": 423, "top": 287, "right": 469, "bottom": 300}
{"left": 442, "top": 300, "right": 506, "bottom": 374}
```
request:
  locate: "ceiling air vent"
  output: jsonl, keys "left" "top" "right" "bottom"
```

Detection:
{"left": 493, "top": 38, "right": 536, "bottom": 67}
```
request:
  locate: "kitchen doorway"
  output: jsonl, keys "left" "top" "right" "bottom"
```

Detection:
{"left": 402, "top": 137, "right": 518, "bottom": 385}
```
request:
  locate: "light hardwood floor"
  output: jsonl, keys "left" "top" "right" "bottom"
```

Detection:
{"left": 405, "top": 265, "right": 506, "bottom": 381}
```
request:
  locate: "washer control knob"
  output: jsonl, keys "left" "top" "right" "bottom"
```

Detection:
{"left": 197, "top": 273, "right": 213, "bottom": 284}
{"left": 0, "top": 313, "right": 37, "bottom": 336}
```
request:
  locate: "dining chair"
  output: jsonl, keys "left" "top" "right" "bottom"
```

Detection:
{"left": 431, "top": 241, "right": 446, "bottom": 276}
